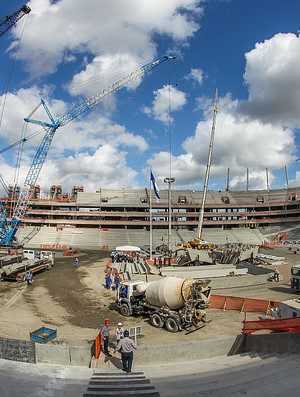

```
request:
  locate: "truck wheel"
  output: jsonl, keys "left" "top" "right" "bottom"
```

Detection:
{"left": 165, "top": 317, "right": 179, "bottom": 333}
{"left": 150, "top": 313, "right": 164, "bottom": 328}
{"left": 119, "top": 304, "right": 131, "bottom": 317}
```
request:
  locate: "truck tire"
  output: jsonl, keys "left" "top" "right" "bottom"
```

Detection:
{"left": 150, "top": 313, "right": 164, "bottom": 328}
{"left": 119, "top": 303, "right": 131, "bottom": 317}
{"left": 165, "top": 316, "right": 179, "bottom": 333}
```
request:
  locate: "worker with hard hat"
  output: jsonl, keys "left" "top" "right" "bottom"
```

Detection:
{"left": 100, "top": 319, "right": 111, "bottom": 356}
{"left": 115, "top": 322, "right": 124, "bottom": 344}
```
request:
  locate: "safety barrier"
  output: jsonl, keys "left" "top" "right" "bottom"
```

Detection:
{"left": 94, "top": 334, "right": 101, "bottom": 359}
{"left": 260, "top": 241, "right": 285, "bottom": 248}
{"left": 209, "top": 294, "right": 279, "bottom": 314}
{"left": 242, "top": 317, "right": 300, "bottom": 334}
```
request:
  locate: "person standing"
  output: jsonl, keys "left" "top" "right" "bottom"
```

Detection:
{"left": 274, "top": 267, "right": 280, "bottom": 282}
{"left": 115, "top": 322, "right": 124, "bottom": 345}
{"left": 104, "top": 272, "right": 112, "bottom": 289}
{"left": 101, "top": 319, "right": 111, "bottom": 356}
{"left": 25, "top": 270, "right": 33, "bottom": 285}
{"left": 114, "top": 272, "right": 121, "bottom": 290}
{"left": 115, "top": 329, "right": 136, "bottom": 373}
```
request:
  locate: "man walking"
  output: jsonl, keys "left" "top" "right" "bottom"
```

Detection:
{"left": 100, "top": 319, "right": 111, "bottom": 356}
{"left": 115, "top": 329, "right": 136, "bottom": 373}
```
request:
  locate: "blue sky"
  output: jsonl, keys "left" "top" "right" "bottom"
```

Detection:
{"left": 1, "top": 0, "right": 300, "bottom": 194}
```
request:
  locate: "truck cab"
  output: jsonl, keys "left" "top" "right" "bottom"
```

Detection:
{"left": 291, "top": 264, "right": 300, "bottom": 291}
{"left": 116, "top": 281, "right": 147, "bottom": 316}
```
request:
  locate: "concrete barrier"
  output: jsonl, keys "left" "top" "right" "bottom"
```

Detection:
{"left": 0, "top": 337, "right": 35, "bottom": 363}
{"left": 69, "top": 343, "right": 92, "bottom": 366}
{"left": 8, "top": 332, "right": 300, "bottom": 367}
{"left": 35, "top": 342, "right": 70, "bottom": 365}
{"left": 241, "top": 333, "right": 300, "bottom": 354}
{"left": 35, "top": 341, "right": 93, "bottom": 366}
{"left": 130, "top": 336, "right": 237, "bottom": 365}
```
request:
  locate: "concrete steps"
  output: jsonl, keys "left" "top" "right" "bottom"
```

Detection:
{"left": 19, "top": 225, "right": 264, "bottom": 250}
{"left": 83, "top": 371, "right": 160, "bottom": 397}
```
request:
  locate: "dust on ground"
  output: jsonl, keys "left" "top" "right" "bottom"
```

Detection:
{"left": 0, "top": 247, "right": 298, "bottom": 344}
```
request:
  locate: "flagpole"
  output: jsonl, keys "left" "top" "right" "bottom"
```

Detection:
{"left": 149, "top": 168, "right": 153, "bottom": 260}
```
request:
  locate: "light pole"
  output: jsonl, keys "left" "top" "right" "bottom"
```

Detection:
{"left": 164, "top": 177, "right": 175, "bottom": 254}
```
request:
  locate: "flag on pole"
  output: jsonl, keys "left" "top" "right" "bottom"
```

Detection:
{"left": 150, "top": 170, "right": 160, "bottom": 199}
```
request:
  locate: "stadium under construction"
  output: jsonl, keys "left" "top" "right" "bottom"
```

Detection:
{"left": 1, "top": 185, "right": 299, "bottom": 251}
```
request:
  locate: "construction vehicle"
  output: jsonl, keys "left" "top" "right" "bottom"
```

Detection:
{"left": 0, "top": 55, "right": 175, "bottom": 246}
{"left": 115, "top": 277, "right": 211, "bottom": 333}
{"left": 291, "top": 264, "right": 300, "bottom": 291}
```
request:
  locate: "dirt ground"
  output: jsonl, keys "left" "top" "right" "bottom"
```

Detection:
{"left": 0, "top": 248, "right": 298, "bottom": 345}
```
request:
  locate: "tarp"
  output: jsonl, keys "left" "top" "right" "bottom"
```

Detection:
{"left": 115, "top": 245, "right": 141, "bottom": 252}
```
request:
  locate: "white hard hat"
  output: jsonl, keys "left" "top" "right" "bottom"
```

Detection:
{"left": 118, "top": 322, "right": 123, "bottom": 326}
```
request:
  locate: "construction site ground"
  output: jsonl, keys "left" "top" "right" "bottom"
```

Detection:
{"left": 0, "top": 248, "right": 298, "bottom": 347}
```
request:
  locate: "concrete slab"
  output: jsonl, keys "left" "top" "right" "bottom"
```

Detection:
{"left": 162, "top": 267, "right": 248, "bottom": 278}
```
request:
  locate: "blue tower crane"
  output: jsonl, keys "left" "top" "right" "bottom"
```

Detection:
{"left": 0, "top": 4, "right": 31, "bottom": 37}
{"left": 0, "top": 55, "right": 175, "bottom": 246}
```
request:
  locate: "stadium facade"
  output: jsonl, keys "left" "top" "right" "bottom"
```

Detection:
{"left": 2, "top": 187, "right": 300, "bottom": 250}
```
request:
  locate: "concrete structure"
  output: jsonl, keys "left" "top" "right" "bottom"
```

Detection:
{"left": 16, "top": 225, "right": 264, "bottom": 251}
{"left": 1, "top": 185, "right": 299, "bottom": 250}
{"left": 241, "top": 332, "right": 300, "bottom": 355}
{"left": 2, "top": 348, "right": 300, "bottom": 397}
{"left": 0, "top": 335, "right": 238, "bottom": 366}
{"left": 161, "top": 264, "right": 248, "bottom": 278}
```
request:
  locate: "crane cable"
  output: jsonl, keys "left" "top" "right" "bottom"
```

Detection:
{"left": 10, "top": 121, "right": 28, "bottom": 216}
{"left": 0, "top": 12, "right": 29, "bottom": 131}
{"left": 9, "top": 100, "right": 43, "bottom": 215}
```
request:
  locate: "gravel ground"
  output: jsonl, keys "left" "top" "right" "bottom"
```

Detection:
{"left": 0, "top": 247, "right": 298, "bottom": 344}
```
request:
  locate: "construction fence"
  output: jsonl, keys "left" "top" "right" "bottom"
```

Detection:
{"left": 209, "top": 294, "right": 279, "bottom": 314}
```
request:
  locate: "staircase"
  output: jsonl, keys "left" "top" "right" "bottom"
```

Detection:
{"left": 83, "top": 371, "right": 159, "bottom": 397}
{"left": 20, "top": 226, "right": 41, "bottom": 246}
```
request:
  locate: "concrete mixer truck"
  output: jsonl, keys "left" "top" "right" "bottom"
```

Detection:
{"left": 115, "top": 277, "right": 211, "bottom": 332}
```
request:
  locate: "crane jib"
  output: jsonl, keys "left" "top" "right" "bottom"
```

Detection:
{"left": 0, "top": 4, "right": 31, "bottom": 37}
{"left": 0, "top": 55, "right": 175, "bottom": 246}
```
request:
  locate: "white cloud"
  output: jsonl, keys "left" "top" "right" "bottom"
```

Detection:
{"left": 11, "top": 0, "right": 203, "bottom": 78}
{"left": 148, "top": 96, "right": 295, "bottom": 187}
{"left": 186, "top": 67, "right": 204, "bottom": 85}
{"left": 240, "top": 33, "right": 300, "bottom": 127}
{"left": 229, "top": 170, "right": 274, "bottom": 191}
{"left": 41, "top": 144, "right": 138, "bottom": 191}
{"left": 144, "top": 84, "right": 187, "bottom": 124}
{"left": 148, "top": 32, "right": 300, "bottom": 189}
{"left": 68, "top": 53, "right": 142, "bottom": 98}
{"left": 0, "top": 144, "right": 138, "bottom": 194}
{"left": 148, "top": 151, "right": 202, "bottom": 187}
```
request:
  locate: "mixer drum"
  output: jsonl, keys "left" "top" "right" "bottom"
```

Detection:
{"left": 145, "top": 277, "right": 193, "bottom": 310}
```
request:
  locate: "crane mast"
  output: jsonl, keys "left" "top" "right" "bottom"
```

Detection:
{"left": 0, "top": 5, "right": 31, "bottom": 37}
{"left": 0, "top": 55, "right": 175, "bottom": 246}
{"left": 197, "top": 89, "right": 218, "bottom": 241}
